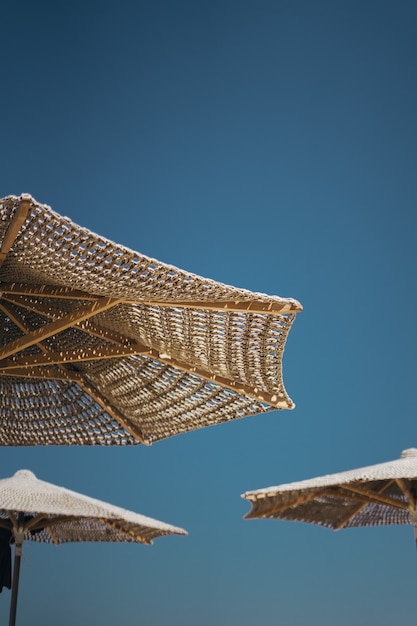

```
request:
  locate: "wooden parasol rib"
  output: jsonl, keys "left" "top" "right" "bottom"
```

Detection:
{"left": 330, "top": 484, "right": 408, "bottom": 511}
{"left": 246, "top": 482, "right": 409, "bottom": 520}
{"left": 1, "top": 296, "right": 139, "bottom": 346}
{"left": 0, "top": 298, "right": 291, "bottom": 409}
{"left": 0, "top": 297, "right": 122, "bottom": 360}
{"left": 244, "top": 490, "right": 322, "bottom": 518}
{"left": 138, "top": 298, "right": 302, "bottom": 315}
{"left": 154, "top": 354, "right": 291, "bottom": 408}
{"left": 0, "top": 194, "right": 301, "bottom": 445}
{"left": 333, "top": 480, "right": 395, "bottom": 530}
{"left": 0, "top": 302, "right": 148, "bottom": 444}
{"left": 100, "top": 518, "right": 151, "bottom": 544}
{"left": 0, "top": 283, "right": 302, "bottom": 315}
{"left": 0, "top": 283, "right": 99, "bottom": 301}
{"left": 0, "top": 200, "right": 31, "bottom": 269}
{"left": 76, "top": 377, "right": 148, "bottom": 444}
{"left": 395, "top": 479, "right": 416, "bottom": 508}
{"left": 0, "top": 345, "right": 151, "bottom": 369}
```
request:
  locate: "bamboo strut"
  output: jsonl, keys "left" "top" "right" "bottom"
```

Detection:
{"left": 246, "top": 481, "right": 409, "bottom": 520}
{"left": 1, "top": 510, "right": 160, "bottom": 543}
{"left": 0, "top": 360, "right": 289, "bottom": 411}
{"left": 100, "top": 518, "right": 151, "bottom": 544}
{"left": 0, "top": 299, "right": 290, "bottom": 409}
{"left": 0, "top": 196, "right": 300, "bottom": 445}
{"left": 147, "top": 353, "right": 290, "bottom": 408}
{"left": 395, "top": 479, "right": 416, "bottom": 508}
{"left": 0, "top": 302, "right": 36, "bottom": 341}
{"left": 333, "top": 480, "right": 395, "bottom": 530}
{"left": 5, "top": 511, "right": 18, "bottom": 532}
{"left": 0, "top": 200, "right": 31, "bottom": 269}
{"left": 47, "top": 527, "right": 60, "bottom": 547}
{"left": 0, "top": 302, "right": 147, "bottom": 444}
{"left": 138, "top": 298, "right": 303, "bottom": 315}
{"left": 27, "top": 515, "right": 77, "bottom": 532}
{"left": 0, "top": 297, "right": 122, "bottom": 360}
{"left": 0, "top": 368, "right": 147, "bottom": 443}
{"left": 0, "top": 366, "right": 85, "bottom": 381}
{"left": 75, "top": 378, "right": 148, "bottom": 444}
{"left": 330, "top": 484, "right": 408, "bottom": 511}
{"left": 245, "top": 490, "right": 322, "bottom": 518}
{"left": 23, "top": 514, "right": 49, "bottom": 532}
{"left": 0, "top": 344, "right": 150, "bottom": 369}
{"left": 4, "top": 361, "right": 289, "bottom": 411}
{"left": 0, "top": 283, "right": 302, "bottom": 315}
{"left": 1, "top": 296, "right": 141, "bottom": 346}
{"left": 0, "top": 349, "right": 290, "bottom": 408}
{"left": 0, "top": 283, "right": 99, "bottom": 301}
{"left": 0, "top": 278, "right": 295, "bottom": 407}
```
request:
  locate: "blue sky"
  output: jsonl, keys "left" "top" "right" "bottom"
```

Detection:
{"left": 1, "top": 2, "right": 417, "bottom": 625}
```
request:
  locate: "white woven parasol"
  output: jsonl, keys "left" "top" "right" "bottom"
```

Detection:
{"left": 242, "top": 449, "right": 417, "bottom": 537}
{"left": 0, "top": 194, "right": 302, "bottom": 446}
{"left": 0, "top": 469, "right": 187, "bottom": 626}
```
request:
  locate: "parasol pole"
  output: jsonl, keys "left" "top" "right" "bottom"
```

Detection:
{"left": 412, "top": 509, "right": 417, "bottom": 557}
{"left": 9, "top": 523, "right": 25, "bottom": 626}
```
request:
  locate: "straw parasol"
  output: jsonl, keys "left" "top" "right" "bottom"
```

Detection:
{"left": 0, "top": 194, "right": 302, "bottom": 446}
{"left": 0, "top": 469, "right": 187, "bottom": 626}
{"left": 242, "top": 448, "right": 417, "bottom": 548}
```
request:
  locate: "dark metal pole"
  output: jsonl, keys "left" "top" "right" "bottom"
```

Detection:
{"left": 9, "top": 515, "right": 25, "bottom": 626}
{"left": 8, "top": 541, "right": 22, "bottom": 626}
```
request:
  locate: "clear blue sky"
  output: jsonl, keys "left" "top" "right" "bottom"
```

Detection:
{"left": 1, "top": 2, "right": 417, "bottom": 625}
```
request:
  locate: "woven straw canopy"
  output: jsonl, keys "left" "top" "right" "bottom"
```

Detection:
{"left": 0, "top": 194, "right": 302, "bottom": 446}
{"left": 242, "top": 449, "right": 417, "bottom": 530}
{"left": 0, "top": 470, "right": 187, "bottom": 626}
{"left": 0, "top": 469, "right": 187, "bottom": 545}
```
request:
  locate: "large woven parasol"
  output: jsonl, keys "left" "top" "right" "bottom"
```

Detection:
{"left": 242, "top": 448, "right": 417, "bottom": 549}
{"left": 0, "top": 469, "right": 187, "bottom": 626}
{"left": 0, "top": 194, "right": 302, "bottom": 446}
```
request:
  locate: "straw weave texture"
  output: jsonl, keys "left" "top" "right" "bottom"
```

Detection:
{"left": 0, "top": 195, "right": 301, "bottom": 445}
{"left": 0, "top": 470, "right": 186, "bottom": 544}
{"left": 243, "top": 449, "right": 417, "bottom": 529}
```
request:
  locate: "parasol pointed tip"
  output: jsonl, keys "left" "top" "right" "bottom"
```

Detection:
{"left": 13, "top": 469, "right": 37, "bottom": 480}
{"left": 401, "top": 448, "right": 417, "bottom": 459}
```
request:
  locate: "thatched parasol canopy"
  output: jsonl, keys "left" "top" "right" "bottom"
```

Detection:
{"left": 242, "top": 449, "right": 417, "bottom": 532}
{"left": 0, "top": 469, "right": 187, "bottom": 626}
{"left": 0, "top": 194, "right": 302, "bottom": 445}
